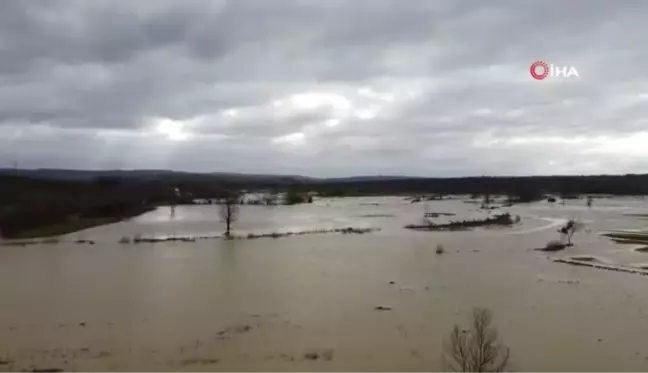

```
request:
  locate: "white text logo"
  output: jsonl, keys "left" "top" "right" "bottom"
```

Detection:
{"left": 530, "top": 61, "right": 579, "bottom": 80}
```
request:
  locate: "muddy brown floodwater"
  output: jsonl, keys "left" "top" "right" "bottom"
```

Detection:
{"left": 2, "top": 196, "right": 648, "bottom": 371}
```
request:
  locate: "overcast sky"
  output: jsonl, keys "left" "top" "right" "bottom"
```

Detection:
{"left": 1, "top": 0, "right": 647, "bottom": 177}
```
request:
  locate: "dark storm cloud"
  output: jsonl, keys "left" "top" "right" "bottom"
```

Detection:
{"left": 1, "top": 0, "right": 647, "bottom": 176}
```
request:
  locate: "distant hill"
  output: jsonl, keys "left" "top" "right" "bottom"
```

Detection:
{"left": 0, "top": 169, "right": 416, "bottom": 183}
{"left": 316, "top": 175, "right": 422, "bottom": 183}
{"left": 1, "top": 168, "right": 647, "bottom": 196}
{"left": 0, "top": 168, "right": 311, "bottom": 184}
{"left": 0, "top": 168, "right": 180, "bottom": 181}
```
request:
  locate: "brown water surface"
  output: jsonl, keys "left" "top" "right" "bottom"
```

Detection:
{"left": 2, "top": 196, "right": 648, "bottom": 371}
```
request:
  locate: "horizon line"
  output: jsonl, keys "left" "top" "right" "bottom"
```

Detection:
{"left": 1, "top": 167, "right": 647, "bottom": 180}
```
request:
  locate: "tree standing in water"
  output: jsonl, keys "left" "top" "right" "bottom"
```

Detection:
{"left": 481, "top": 193, "right": 492, "bottom": 210}
{"left": 558, "top": 219, "right": 584, "bottom": 245}
{"left": 443, "top": 307, "right": 511, "bottom": 372}
{"left": 219, "top": 191, "right": 240, "bottom": 238}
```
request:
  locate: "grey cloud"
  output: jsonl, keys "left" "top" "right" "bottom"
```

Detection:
{"left": 1, "top": 0, "right": 648, "bottom": 176}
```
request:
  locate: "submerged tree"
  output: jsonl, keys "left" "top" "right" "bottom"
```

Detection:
{"left": 263, "top": 191, "right": 279, "bottom": 206}
{"left": 285, "top": 189, "right": 307, "bottom": 205}
{"left": 481, "top": 193, "right": 492, "bottom": 209}
{"left": 558, "top": 219, "right": 584, "bottom": 246}
{"left": 539, "top": 219, "right": 585, "bottom": 251}
{"left": 219, "top": 191, "right": 241, "bottom": 237}
{"left": 443, "top": 307, "right": 510, "bottom": 372}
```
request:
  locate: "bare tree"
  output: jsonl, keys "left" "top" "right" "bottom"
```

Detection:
{"left": 263, "top": 190, "right": 279, "bottom": 206}
{"left": 443, "top": 307, "right": 510, "bottom": 372}
{"left": 586, "top": 196, "right": 593, "bottom": 207}
{"left": 481, "top": 193, "right": 492, "bottom": 210}
{"left": 558, "top": 219, "right": 585, "bottom": 246}
{"left": 219, "top": 191, "right": 240, "bottom": 237}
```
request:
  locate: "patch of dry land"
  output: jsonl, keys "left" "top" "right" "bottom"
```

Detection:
{"left": 2, "top": 196, "right": 648, "bottom": 371}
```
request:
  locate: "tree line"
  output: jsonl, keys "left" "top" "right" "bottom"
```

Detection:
{"left": 0, "top": 174, "right": 315, "bottom": 238}
{"left": 2, "top": 172, "right": 646, "bottom": 239}
{"left": 312, "top": 174, "right": 648, "bottom": 197}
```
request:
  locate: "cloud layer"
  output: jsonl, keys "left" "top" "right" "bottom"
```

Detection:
{"left": 1, "top": 0, "right": 647, "bottom": 176}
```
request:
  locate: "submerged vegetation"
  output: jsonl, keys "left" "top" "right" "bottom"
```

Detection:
{"left": 602, "top": 231, "right": 648, "bottom": 244}
{"left": 602, "top": 231, "right": 648, "bottom": 251}
{"left": 539, "top": 240, "right": 571, "bottom": 252}
{"left": 243, "top": 227, "right": 377, "bottom": 239}
{"left": 2, "top": 227, "right": 380, "bottom": 246}
{"left": 554, "top": 258, "right": 648, "bottom": 276}
{"left": 405, "top": 213, "right": 519, "bottom": 231}
{"left": 601, "top": 209, "right": 648, "bottom": 250}
{"left": 536, "top": 219, "right": 585, "bottom": 252}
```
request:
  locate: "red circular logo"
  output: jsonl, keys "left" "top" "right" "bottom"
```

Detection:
{"left": 530, "top": 61, "right": 549, "bottom": 80}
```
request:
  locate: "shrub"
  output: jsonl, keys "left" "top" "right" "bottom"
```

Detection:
{"left": 436, "top": 244, "right": 445, "bottom": 255}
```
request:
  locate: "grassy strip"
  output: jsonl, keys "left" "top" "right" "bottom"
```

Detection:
{"left": 424, "top": 212, "right": 456, "bottom": 217}
{"left": 601, "top": 231, "right": 648, "bottom": 253}
{"left": 601, "top": 231, "right": 648, "bottom": 243}
{"left": 405, "top": 213, "right": 518, "bottom": 231}
{"left": 554, "top": 258, "right": 648, "bottom": 276}
{"left": 242, "top": 227, "right": 378, "bottom": 239}
{"left": 598, "top": 231, "right": 648, "bottom": 253}
{"left": 123, "top": 227, "right": 381, "bottom": 244}
{"left": 602, "top": 232, "right": 648, "bottom": 241}
{"left": 608, "top": 237, "right": 648, "bottom": 245}
{"left": 2, "top": 226, "right": 381, "bottom": 246}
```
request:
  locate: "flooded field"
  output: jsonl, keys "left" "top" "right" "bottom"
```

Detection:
{"left": 2, "top": 196, "right": 648, "bottom": 371}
